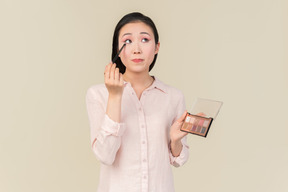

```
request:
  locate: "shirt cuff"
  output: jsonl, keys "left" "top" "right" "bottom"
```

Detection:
{"left": 169, "top": 140, "right": 189, "bottom": 167}
{"left": 101, "top": 114, "right": 126, "bottom": 137}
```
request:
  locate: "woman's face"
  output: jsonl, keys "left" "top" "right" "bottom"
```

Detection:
{"left": 118, "top": 22, "right": 160, "bottom": 74}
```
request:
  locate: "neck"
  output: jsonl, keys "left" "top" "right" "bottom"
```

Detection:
{"left": 123, "top": 71, "right": 154, "bottom": 88}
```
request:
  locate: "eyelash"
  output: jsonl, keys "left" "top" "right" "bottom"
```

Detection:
{"left": 142, "top": 38, "right": 149, "bottom": 43}
{"left": 123, "top": 38, "right": 150, "bottom": 44}
{"left": 124, "top": 39, "right": 132, "bottom": 44}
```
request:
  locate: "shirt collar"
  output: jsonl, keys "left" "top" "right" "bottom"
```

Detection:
{"left": 149, "top": 76, "right": 168, "bottom": 93}
{"left": 124, "top": 76, "right": 168, "bottom": 93}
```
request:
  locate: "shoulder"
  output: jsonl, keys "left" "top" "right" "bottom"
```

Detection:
{"left": 154, "top": 77, "right": 184, "bottom": 99}
{"left": 154, "top": 77, "right": 186, "bottom": 118}
{"left": 86, "top": 84, "right": 108, "bottom": 100}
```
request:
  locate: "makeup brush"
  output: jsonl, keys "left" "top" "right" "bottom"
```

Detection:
{"left": 112, "top": 43, "right": 126, "bottom": 63}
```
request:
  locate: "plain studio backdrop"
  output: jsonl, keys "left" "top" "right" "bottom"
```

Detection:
{"left": 0, "top": 0, "right": 287, "bottom": 191}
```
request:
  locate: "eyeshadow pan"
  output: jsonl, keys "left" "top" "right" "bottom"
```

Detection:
{"left": 196, "top": 119, "right": 204, "bottom": 132}
{"left": 203, "top": 120, "right": 209, "bottom": 127}
{"left": 200, "top": 127, "right": 206, "bottom": 134}
{"left": 187, "top": 122, "right": 193, "bottom": 130}
{"left": 189, "top": 117, "right": 195, "bottom": 124}
{"left": 182, "top": 115, "right": 192, "bottom": 130}
{"left": 182, "top": 123, "right": 189, "bottom": 130}
{"left": 185, "top": 116, "right": 191, "bottom": 123}
{"left": 198, "top": 119, "right": 204, "bottom": 126}
{"left": 196, "top": 125, "right": 201, "bottom": 132}
{"left": 191, "top": 119, "right": 198, "bottom": 131}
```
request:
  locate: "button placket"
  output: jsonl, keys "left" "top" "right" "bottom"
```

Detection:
{"left": 129, "top": 85, "right": 149, "bottom": 192}
{"left": 138, "top": 104, "right": 148, "bottom": 192}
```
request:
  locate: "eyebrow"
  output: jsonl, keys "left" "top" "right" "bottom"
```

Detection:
{"left": 140, "top": 32, "right": 151, "bottom": 36}
{"left": 122, "top": 32, "right": 151, "bottom": 37}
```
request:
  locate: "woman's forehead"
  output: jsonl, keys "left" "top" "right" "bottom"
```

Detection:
{"left": 119, "top": 22, "right": 154, "bottom": 37}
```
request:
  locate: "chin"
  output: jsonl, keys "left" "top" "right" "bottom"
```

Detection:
{"left": 126, "top": 67, "right": 150, "bottom": 74}
{"left": 125, "top": 64, "right": 150, "bottom": 73}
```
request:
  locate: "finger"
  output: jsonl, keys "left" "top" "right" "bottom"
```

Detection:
{"left": 197, "top": 112, "right": 206, "bottom": 117}
{"left": 105, "top": 63, "right": 112, "bottom": 81}
{"left": 110, "top": 64, "right": 116, "bottom": 80}
{"left": 115, "top": 67, "right": 120, "bottom": 81}
{"left": 119, "top": 73, "right": 124, "bottom": 85}
{"left": 180, "top": 130, "right": 189, "bottom": 136}
{"left": 177, "top": 110, "right": 187, "bottom": 123}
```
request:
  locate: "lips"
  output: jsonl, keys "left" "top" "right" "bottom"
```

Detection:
{"left": 131, "top": 59, "right": 144, "bottom": 63}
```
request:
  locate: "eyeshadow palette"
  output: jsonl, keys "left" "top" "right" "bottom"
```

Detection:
{"left": 181, "top": 113, "right": 213, "bottom": 137}
{"left": 180, "top": 98, "right": 223, "bottom": 137}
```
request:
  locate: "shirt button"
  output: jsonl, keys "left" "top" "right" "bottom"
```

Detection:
{"left": 143, "top": 159, "right": 146, "bottom": 162}
{"left": 142, "top": 141, "right": 145, "bottom": 144}
{"left": 143, "top": 175, "right": 147, "bottom": 179}
{"left": 139, "top": 107, "right": 142, "bottom": 111}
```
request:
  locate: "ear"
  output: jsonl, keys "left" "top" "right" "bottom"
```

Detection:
{"left": 155, "top": 42, "right": 160, "bottom": 54}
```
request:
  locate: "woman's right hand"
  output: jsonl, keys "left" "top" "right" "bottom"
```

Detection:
{"left": 104, "top": 63, "right": 124, "bottom": 97}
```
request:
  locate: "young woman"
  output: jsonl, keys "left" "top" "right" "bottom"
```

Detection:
{"left": 86, "top": 12, "right": 189, "bottom": 192}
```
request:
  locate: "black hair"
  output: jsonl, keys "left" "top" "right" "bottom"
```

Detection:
{"left": 111, "top": 12, "right": 159, "bottom": 74}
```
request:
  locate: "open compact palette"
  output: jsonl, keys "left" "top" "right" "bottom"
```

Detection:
{"left": 181, "top": 98, "right": 223, "bottom": 137}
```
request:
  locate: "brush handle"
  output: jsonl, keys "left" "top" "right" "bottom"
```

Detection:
{"left": 112, "top": 44, "right": 126, "bottom": 63}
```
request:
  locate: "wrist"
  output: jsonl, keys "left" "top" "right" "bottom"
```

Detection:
{"left": 108, "top": 93, "right": 122, "bottom": 100}
{"left": 170, "top": 139, "right": 183, "bottom": 157}
{"left": 170, "top": 133, "right": 183, "bottom": 144}
{"left": 106, "top": 94, "right": 122, "bottom": 123}
{"left": 170, "top": 139, "right": 182, "bottom": 146}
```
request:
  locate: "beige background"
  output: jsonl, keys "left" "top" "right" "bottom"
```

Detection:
{"left": 1, "top": 0, "right": 287, "bottom": 191}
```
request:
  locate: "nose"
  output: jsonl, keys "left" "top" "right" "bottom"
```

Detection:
{"left": 132, "top": 42, "right": 142, "bottom": 54}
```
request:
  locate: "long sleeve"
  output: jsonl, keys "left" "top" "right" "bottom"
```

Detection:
{"left": 86, "top": 86, "right": 126, "bottom": 165}
{"left": 169, "top": 91, "right": 190, "bottom": 167}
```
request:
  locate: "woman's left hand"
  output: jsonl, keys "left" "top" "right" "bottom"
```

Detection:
{"left": 170, "top": 110, "right": 188, "bottom": 143}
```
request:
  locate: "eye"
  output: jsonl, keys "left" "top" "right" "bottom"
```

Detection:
{"left": 141, "top": 38, "right": 149, "bottom": 43}
{"left": 124, "top": 39, "right": 132, "bottom": 44}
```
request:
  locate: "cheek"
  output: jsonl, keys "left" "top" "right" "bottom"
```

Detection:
{"left": 121, "top": 49, "right": 129, "bottom": 59}
{"left": 119, "top": 49, "right": 130, "bottom": 65}
{"left": 118, "top": 46, "right": 128, "bottom": 58}
{"left": 143, "top": 45, "right": 157, "bottom": 57}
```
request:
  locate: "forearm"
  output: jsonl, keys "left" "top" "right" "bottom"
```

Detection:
{"left": 92, "top": 116, "right": 124, "bottom": 165}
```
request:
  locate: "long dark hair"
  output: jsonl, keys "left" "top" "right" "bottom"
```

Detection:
{"left": 112, "top": 12, "right": 159, "bottom": 74}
